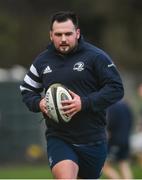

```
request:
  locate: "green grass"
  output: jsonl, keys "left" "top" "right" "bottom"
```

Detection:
{"left": 131, "top": 163, "right": 142, "bottom": 179}
{"left": 0, "top": 164, "right": 53, "bottom": 179}
{"left": 0, "top": 162, "right": 142, "bottom": 179}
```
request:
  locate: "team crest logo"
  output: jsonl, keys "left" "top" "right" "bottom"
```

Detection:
{"left": 73, "top": 62, "right": 84, "bottom": 71}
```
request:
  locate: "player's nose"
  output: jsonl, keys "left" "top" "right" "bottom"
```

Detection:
{"left": 61, "top": 34, "right": 66, "bottom": 42}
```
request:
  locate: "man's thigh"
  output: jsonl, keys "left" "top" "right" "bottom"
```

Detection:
{"left": 73, "top": 141, "right": 107, "bottom": 179}
{"left": 47, "top": 136, "right": 78, "bottom": 169}
{"left": 47, "top": 137, "right": 107, "bottom": 179}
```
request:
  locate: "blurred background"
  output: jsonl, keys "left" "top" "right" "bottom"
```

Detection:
{"left": 0, "top": 0, "right": 142, "bottom": 178}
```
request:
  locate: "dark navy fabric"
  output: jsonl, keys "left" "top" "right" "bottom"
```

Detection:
{"left": 107, "top": 144, "right": 129, "bottom": 162}
{"left": 107, "top": 100, "right": 133, "bottom": 145}
{"left": 47, "top": 136, "right": 107, "bottom": 179}
{"left": 20, "top": 37, "right": 124, "bottom": 144}
{"left": 106, "top": 100, "right": 133, "bottom": 161}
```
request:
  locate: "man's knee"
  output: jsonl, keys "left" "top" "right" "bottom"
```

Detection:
{"left": 52, "top": 159, "right": 79, "bottom": 179}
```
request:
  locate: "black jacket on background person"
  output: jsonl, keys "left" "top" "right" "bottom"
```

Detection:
{"left": 107, "top": 100, "right": 133, "bottom": 145}
{"left": 20, "top": 37, "right": 124, "bottom": 144}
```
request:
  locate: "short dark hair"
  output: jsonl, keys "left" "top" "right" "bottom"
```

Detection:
{"left": 50, "top": 11, "right": 79, "bottom": 30}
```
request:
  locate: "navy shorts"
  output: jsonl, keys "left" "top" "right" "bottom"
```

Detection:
{"left": 47, "top": 136, "right": 107, "bottom": 179}
{"left": 107, "top": 143, "right": 130, "bottom": 162}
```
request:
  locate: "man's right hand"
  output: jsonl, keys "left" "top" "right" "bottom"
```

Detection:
{"left": 39, "top": 98, "right": 48, "bottom": 115}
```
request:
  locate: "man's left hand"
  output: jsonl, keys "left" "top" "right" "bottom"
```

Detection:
{"left": 61, "top": 90, "right": 82, "bottom": 118}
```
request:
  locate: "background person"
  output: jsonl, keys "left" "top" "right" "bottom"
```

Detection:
{"left": 130, "top": 83, "right": 142, "bottom": 167}
{"left": 103, "top": 99, "right": 133, "bottom": 179}
{"left": 20, "top": 11, "right": 124, "bottom": 179}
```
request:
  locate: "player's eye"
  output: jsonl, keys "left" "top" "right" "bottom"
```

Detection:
{"left": 55, "top": 33, "right": 62, "bottom": 37}
{"left": 65, "top": 32, "right": 73, "bottom": 36}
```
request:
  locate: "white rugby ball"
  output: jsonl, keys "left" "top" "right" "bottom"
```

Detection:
{"left": 45, "top": 83, "right": 72, "bottom": 123}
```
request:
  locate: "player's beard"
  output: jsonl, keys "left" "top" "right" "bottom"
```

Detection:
{"left": 59, "top": 45, "right": 70, "bottom": 54}
{"left": 58, "top": 42, "right": 78, "bottom": 54}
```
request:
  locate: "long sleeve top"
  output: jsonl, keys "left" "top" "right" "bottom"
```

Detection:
{"left": 20, "top": 37, "right": 124, "bottom": 144}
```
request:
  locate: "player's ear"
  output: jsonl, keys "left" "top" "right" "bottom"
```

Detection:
{"left": 50, "top": 31, "right": 53, "bottom": 41}
{"left": 76, "top": 28, "right": 80, "bottom": 40}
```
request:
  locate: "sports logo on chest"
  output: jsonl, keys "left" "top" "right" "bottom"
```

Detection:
{"left": 73, "top": 62, "right": 84, "bottom": 72}
{"left": 43, "top": 65, "right": 52, "bottom": 74}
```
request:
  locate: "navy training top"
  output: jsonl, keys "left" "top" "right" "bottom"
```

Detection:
{"left": 20, "top": 37, "right": 124, "bottom": 144}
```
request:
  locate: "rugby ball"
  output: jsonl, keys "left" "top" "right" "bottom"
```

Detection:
{"left": 45, "top": 83, "right": 72, "bottom": 123}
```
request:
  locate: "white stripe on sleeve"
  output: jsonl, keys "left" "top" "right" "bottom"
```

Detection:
{"left": 30, "top": 64, "right": 39, "bottom": 77}
{"left": 20, "top": 85, "right": 33, "bottom": 92}
{"left": 24, "top": 75, "right": 42, "bottom": 89}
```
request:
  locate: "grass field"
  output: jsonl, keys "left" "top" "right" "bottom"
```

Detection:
{"left": 0, "top": 164, "right": 53, "bottom": 179}
{"left": 0, "top": 162, "right": 142, "bottom": 179}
